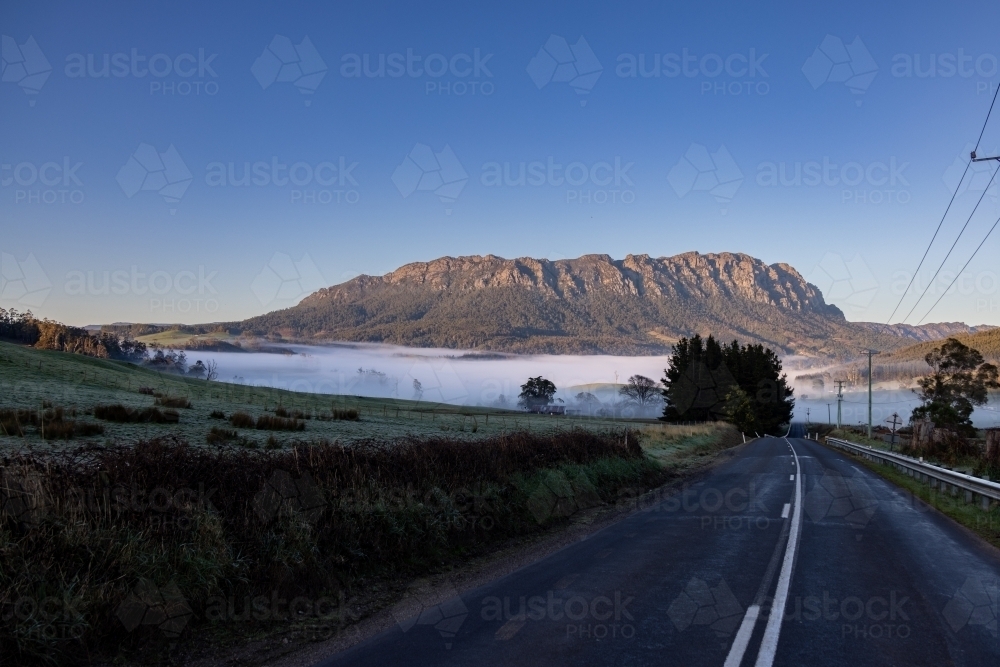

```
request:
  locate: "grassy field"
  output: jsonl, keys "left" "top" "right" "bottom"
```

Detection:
{"left": 0, "top": 340, "right": 647, "bottom": 451}
{"left": 133, "top": 330, "right": 235, "bottom": 347}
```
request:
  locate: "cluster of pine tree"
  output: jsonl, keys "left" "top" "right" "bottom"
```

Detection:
{"left": 660, "top": 334, "right": 794, "bottom": 435}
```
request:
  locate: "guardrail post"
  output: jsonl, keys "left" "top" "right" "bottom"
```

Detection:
{"left": 982, "top": 495, "right": 992, "bottom": 511}
{"left": 965, "top": 490, "right": 973, "bottom": 504}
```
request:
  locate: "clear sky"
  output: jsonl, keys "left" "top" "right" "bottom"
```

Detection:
{"left": 3, "top": 0, "right": 1000, "bottom": 328}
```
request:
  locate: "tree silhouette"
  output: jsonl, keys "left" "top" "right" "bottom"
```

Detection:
{"left": 911, "top": 338, "right": 999, "bottom": 436}
{"left": 620, "top": 375, "right": 658, "bottom": 406}
{"left": 518, "top": 376, "right": 557, "bottom": 410}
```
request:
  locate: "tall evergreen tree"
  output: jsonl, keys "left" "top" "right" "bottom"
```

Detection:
{"left": 660, "top": 335, "right": 794, "bottom": 434}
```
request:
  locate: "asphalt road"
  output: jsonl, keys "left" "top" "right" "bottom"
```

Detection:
{"left": 317, "top": 425, "right": 1000, "bottom": 667}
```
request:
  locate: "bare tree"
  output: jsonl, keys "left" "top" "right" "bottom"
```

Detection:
{"left": 205, "top": 359, "right": 219, "bottom": 381}
{"left": 619, "top": 374, "right": 658, "bottom": 406}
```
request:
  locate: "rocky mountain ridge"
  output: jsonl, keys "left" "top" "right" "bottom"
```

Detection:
{"left": 236, "top": 252, "right": 991, "bottom": 357}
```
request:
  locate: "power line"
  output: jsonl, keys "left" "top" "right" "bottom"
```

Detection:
{"left": 897, "top": 161, "right": 999, "bottom": 323}
{"left": 881, "top": 160, "right": 970, "bottom": 328}
{"left": 880, "top": 82, "right": 1000, "bottom": 331}
{"left": 917, "top": 210, "right": 1000, "bottom": 324}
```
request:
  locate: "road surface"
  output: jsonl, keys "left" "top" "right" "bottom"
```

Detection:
{"left": 317, "top": 424, "right": 1000, "bottom": 667}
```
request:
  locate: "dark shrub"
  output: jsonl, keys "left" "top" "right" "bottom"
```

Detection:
{"left": 207, "top": 426, "right": 239, "bottom": 445}
{"left": 316, "top": 408, "right": 359, "bottom": 421}
{"left": 255, "top": 414, "right": 305, "bottom": 431}
{"left": 210, "top": 410, "right": 226, "bottom": 419}
{"left": 94, "top": 404, "right": 180, "bottom": 424}
{"left": 41, "top": 421, "right": 104, "bottom": 440}
{"left": 154, "top": 395, "right": 191, "bottom": 409}
{"left": 229, "top": 412, "right": 255, "bottom": 429}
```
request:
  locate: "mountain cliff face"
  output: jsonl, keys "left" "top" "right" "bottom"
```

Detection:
{"left": 301, "top": 253, "right": 843, "bottom": 316}
{"left": 236, "top": 252, "right": 978, "bottom": 357}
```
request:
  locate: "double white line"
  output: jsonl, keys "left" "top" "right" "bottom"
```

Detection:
{"left": 723, "top": 438, "right": 803, "bottom": 667}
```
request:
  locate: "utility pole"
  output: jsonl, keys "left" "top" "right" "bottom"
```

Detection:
{"left": 864, "top": 350, "right": 880, "bottom": 439}
{"left": 827, "top": 403, "right": 832, "bottom": 425}
{"left": 834, "top": 380, "right": 846, "bottom": 429}
{"left": 886, "top": 412, "right": 902, "bottom": 451}
{"left": 806, "top": 407, "right": 810, "bottom": 425}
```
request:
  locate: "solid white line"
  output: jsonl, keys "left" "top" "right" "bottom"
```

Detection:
{"left": 754, "top": 439, "right": 803, "bottom": 667}
{"left": 781, "top": 503, "right": 790, "bottom": 519}
{"left": 723, "top": 604, "right": 760, "bottom": 667}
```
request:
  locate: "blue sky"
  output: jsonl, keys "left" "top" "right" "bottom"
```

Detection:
{"left": 3, "top": 0, "right": 1000, "bottom": 329}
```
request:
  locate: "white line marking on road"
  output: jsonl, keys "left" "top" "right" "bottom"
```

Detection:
{"left": 754, "top": 440, "right": 803, "bottom": 667}
{"left": 781, "top": 503, "right": 790, "bottom": 519}
{"left": 789, "top": 474, "right": 794, "bottom": 481}
{"left": 723, "top": 604, "right": 760, "bottom": 667}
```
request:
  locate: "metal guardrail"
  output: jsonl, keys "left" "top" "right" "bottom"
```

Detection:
{"left": 825, "top": 437, "right": 1000, "bottom": 509}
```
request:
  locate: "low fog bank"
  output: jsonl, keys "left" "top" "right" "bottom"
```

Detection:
{"left": 202, "top": 342, "right": 668, "bottom": 418}
{"left": 189, "top": 343, "right": 998, "bottom": 427}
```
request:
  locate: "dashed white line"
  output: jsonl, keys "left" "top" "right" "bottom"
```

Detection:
{"left": 789, "top": 474, "right": 795, "bottom": 481}
{"left": 755, "top": 440, "right": 803, "bottom": 667}
{"left": 781, "top": 503, "right": 790, "bottom": 519}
